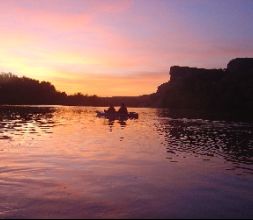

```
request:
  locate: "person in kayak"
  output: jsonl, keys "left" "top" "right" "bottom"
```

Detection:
{"left": 106, "top": 104, "right": 116, "bottom": 114}
{"left": 118, "top": 103, "right": 128, "bottom": 115}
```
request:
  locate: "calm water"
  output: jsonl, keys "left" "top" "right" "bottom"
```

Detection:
{"left": 0, "top": 106, "right": 252, "bottom": 219}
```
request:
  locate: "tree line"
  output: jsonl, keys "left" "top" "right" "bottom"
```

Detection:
{"left": 0, "top": 73, "right": 150, "bottom": 106}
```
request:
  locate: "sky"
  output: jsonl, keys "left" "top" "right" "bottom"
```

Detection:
{"left": 0, "top": 0, "right": 252, "bottom": 96}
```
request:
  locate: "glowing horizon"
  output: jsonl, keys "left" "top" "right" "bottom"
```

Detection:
{"left": 0, "top": 0, "right": 252, "bottom": 96}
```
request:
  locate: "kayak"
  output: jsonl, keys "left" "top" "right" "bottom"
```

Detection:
{"left": 96, "top": 111, "right": 139, "bottom": 119}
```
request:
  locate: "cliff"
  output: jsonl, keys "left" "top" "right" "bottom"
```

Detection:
{"left": 227, "top": 58, "right": 253, "bottom": 73}
{"left": 156, "top": 58, "right": 253, "bottom": 111}
{"left": 169, "top": 66, "right": 225, "bottom": 84}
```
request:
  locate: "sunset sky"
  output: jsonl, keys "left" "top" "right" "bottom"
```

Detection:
{"left": 0, "top": 0, "right": 252, "bottom": 96}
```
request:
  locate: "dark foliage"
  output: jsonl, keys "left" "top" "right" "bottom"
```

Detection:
{"left": 0, "top": 73, "right": 67, "bottom": 105}
{"left": 0, "top": 73, "right": 150, "bottom": 107}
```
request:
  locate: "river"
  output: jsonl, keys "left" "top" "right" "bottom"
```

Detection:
{"left": 0, "top": 106, "right": 252, "bottom": 218}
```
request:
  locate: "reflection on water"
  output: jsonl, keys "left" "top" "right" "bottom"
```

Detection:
{"left": 156, "top": 109, "right": 253, "bottom": 166}
{"left": 0, "top": 106, "right": 56, "bottom": 140}
{"left": 104, "top": 118, "right": 128, "bottom": 132}
{"left": 0, "top": 106, "right": 252, "bottom": 218}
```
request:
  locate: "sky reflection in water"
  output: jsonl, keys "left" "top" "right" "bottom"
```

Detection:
{"left": 0, "top": 106, "right": 252, "bottom": 218}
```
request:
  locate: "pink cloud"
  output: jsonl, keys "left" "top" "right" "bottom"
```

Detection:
{"left": 0, "top": 0, "right": 252, "bottom": 96}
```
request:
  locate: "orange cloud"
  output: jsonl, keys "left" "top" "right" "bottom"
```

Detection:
{"left": 49, "top": 71, "right": 169, "bottom": 96}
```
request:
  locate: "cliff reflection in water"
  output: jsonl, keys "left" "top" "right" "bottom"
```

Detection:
{"left": 156, "top": 109, "right": 253, "bottom": 166}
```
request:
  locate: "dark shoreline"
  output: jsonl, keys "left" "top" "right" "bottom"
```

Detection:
{"left": 1, "top": 105, "right": 253, "bottom": 122}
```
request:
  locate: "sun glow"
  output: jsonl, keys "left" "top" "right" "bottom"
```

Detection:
{"left": 0, "top": 0, "right": 252, "bottom": 96}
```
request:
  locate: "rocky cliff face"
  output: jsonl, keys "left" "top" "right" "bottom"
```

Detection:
{"left": 156, "top": 66, "right": 225, "bottom": 95}
{"left": 169, "top": 66, "right": 225, "bottom": 84}
{"left": 227, "top": 58, "right": 253, "bottom": 73}
{"left": 155, "top": 58, "right": 253, "bottom": 110}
